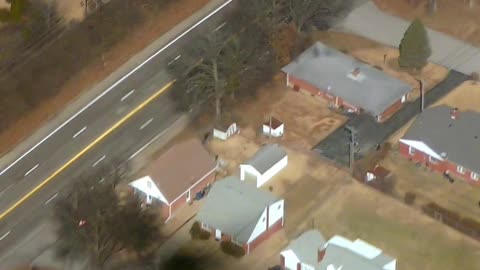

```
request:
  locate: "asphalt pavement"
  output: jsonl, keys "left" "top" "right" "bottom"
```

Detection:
{"left": 336, "top": 0, "right": 480, "bottom": 75}
{"left": 0, "top": 0, "right": 235, "bottom": 267}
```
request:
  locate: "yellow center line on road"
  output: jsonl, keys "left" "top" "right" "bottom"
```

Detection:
{"left": 0, "top": 80, "right": 176, "bottom": 221}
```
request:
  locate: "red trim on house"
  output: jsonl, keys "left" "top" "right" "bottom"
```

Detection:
{"left": 163, "top": 168, "right": 216, "bottom": 221}
{"left": 287, "top": 74, "right": 406, "bottom": 122}
{"left": 399, "top": 141, "right": 480, "bottom": 185}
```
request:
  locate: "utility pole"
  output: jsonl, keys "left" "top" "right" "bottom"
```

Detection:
{"left": 345, "top": 125, "right": 359, "bottom": 173}
{"left": 417, "top": 78, "right": 425, "bottom": 112}
{"left": 269, "top": 114, "right": 272, "bottom": 139}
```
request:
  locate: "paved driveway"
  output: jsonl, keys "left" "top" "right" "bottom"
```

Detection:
{"left": 314, "top": 71, "right": 469, "bottom": 166}
{"left": 335, "top": 1, "right": 480, "bottom": 75}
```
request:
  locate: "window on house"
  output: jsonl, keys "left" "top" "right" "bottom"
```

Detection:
{"left": 471, "top": 172, "right": 479, "bottom": 181}
{"left": 408, "top": 146, "right": 416, "bottom": 156}
{"left": 429, "top": 156, "right": 438, "bottom": 164}
{"left": 457, "top": 165, "right": 466, "bottom": 174}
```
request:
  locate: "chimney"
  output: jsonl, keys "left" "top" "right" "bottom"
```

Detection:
{"left": 450, "top": 108, "right": 459, "bottom": 119}
{"left": 318, "top": 248, "right": 326, "bottom": 263}
{"left": 351, "top": 68, "right": 360, "bottom": 77}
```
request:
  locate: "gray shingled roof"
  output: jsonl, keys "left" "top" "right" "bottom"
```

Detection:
{"left": 282, "top": 42, "right": 411, "bottom": 117}
{"left": 196, "top": 176, "right": 278, "bottom": 243}
{"left": 244, "top": 144, "right": 287, "bottom": 174}
{"left": 402, "top": 105, "right": 480, "bottom": 174}
{"left": 284, "top": 230, "right": 326, "bottom": 266}
{"left": 318, "top": 244, "right": 394, "bottom": 270}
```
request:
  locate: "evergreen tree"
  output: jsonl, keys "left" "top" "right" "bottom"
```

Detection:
{"left": 398, "top": 18, "right": 431, "bottom": 70}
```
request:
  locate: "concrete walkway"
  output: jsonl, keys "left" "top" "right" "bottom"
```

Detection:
{"left": 336, "top": 1, "right": 480, "bottom": 75}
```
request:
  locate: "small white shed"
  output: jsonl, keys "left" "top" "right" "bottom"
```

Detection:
{"left": 262, "top": 117, "right": 284, "bottom": 137}
{"left": 213, "top": 122, "right": 238, "bottom": 140}
{"left": 240, "top": 144, "right": 288, "bottom": 187}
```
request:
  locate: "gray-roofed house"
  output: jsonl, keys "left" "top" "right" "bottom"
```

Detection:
{"left": 399, "top": 105, "right": 480, "bottom": 184}
{"left": 280, "top": 230, "right": 396, "bottom": 270}
{"left": 197, "top": 176, "right": 285, "bottom": 254}
{"left": 282, "top": 42, "right": 412, "bottom": 122}
{"left": 240, "top": 144, "right": 288, "bottom": 187}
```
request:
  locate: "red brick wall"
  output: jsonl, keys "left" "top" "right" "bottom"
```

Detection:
{"left": 247, "top": 218, "right": 284, "bottom": 252}
{"left": 167, "top": 170, "right": 216, "bottom": 220}
{"left": 288, "top": 75, "right": 362, "bottom": 113}
{"left": 399, "top": 141, "right": 480, "bottom": 185}
{"left": 378, "top": 99, "right": 404, "bottom": 122}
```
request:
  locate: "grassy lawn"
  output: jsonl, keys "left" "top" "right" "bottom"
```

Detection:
{"left": 316, "top": 184, "right": 480, "bottom": 270}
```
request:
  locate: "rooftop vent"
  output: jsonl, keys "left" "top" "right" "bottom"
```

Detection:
{"left": 351, "top": 67, "right": 360, "bottom": 77}
{"left": 450, "top": 107, "right": 459, "bottom": 119}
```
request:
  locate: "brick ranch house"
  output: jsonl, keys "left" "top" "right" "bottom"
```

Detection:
{"left": 280, "top": 230, "right": 396, "bottom": 270}
{"left": 282, "top": 42, "right": 412, "bottom": 123}
{"left": 399, "top": 105, "right": 480, "bottom": 184}
{"left": 197, "top": 176, "right": 284, "bottom": 254}
{"left": 129, "top": 139, "right": 217, "bottom": 221}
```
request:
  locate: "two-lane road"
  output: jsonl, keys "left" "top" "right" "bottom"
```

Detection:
{"left": 0, "top": 0, "right": 235, "bottom": 266}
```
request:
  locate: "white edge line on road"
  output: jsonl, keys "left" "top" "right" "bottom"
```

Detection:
{"left": 44, "top": 193, "right": 58, "bottom": 205}
{"left": 24, "top": 164, "right": 39, "bottom": 177}
{"left": 139, "top": 117, "right": 154, "bottom": 130}
{"left": 0, "top": 231, "right": 10, "bottom": 241}
{"left": 167, "top": 54, "right": 182, "bottom": 66}
{"left": 0, "top": 0, "right": 233, "bottom": 176}
{"left": 214, "top": 22, "right": 226, "bottom": 31}
{"left": 128, "top": 127, "right": 169, "bottom": 161}
{"left": 121, "top": 89, "right": 135, "bottom": 101}
{"left": 72, "top": 126, "right": 87, "bottom": 139}
{"left": 92, "top": 155, "right": 106, "bottom": 167}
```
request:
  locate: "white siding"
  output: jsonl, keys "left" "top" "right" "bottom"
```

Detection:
{"left": 247, "top": 208, "right": 267, "bottom": 243}
{"left": 258, "top": 155, "right": 288, "bottom": 187}
{"left": 399, "top": 139, "right": 443, "bottom": 160}
{"left": 301, "top": 263, "right": 314, "bottom": 270}
{"left": 213, "top": 129, "right": 228, "bottom": 140}
{"left": 240, "top": 164, "right": 261, "bottom": 182}
{"left": 268, "top": 200, "right": 284, "bottom": 227}
{"left": 383, "top": 259, "right": 396, "bottom": 270}
{"left": 262, "top": 124, "right": 284, "bottom": 137}
{"left": 280, "top": 250, "right": 299, "bottom": 270}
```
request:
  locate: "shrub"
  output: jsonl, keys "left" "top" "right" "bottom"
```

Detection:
{"left": 404, "top": 192, "right": 416, "bottom": 205}
{"left": 220, "top": 240, "right": 245, "bottom": 258}
{"left": 189, "top": 222, "right": 211, "bottom": 240}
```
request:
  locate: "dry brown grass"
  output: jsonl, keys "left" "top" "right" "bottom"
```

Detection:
{"left": 430, "top": 80, "right": 480, "bottom": 112}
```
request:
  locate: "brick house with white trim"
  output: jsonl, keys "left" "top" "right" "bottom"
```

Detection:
{"left": 282, "top": 42, "right": 412, "bottom": 122}
{"left": 399, "top": 105, "right": 480, "bottom": 184}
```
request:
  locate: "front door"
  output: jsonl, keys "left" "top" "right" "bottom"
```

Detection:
{"left": 215, "top": 229, "right": 222, "bottom": 241}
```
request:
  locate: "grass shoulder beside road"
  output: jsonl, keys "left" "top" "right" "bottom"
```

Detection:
{"left": 0, "top": 0, "right": 210, "bottom": 156}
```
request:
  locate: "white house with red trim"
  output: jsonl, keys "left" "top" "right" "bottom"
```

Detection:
{"left": 280, "top": 230, "right": 396, "bottom": 270}
{"left": 263, "top": 117, "right": 284, "bottom": 137}
{"left": 399, "top": 105, "right": 480, "bottom": 185}
{"left": 129, "top": 139, "right": 217, "bottom": 221}
{"left": 197, "top": 176, "right": 284, "bottom": 254}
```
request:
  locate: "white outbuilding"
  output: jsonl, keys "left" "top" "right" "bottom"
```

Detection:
{"left": 240, "top": 144, "right": 288, "bottom": 187}
{"left": 262, "top": 116, "right": 284, "bottom": 137}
